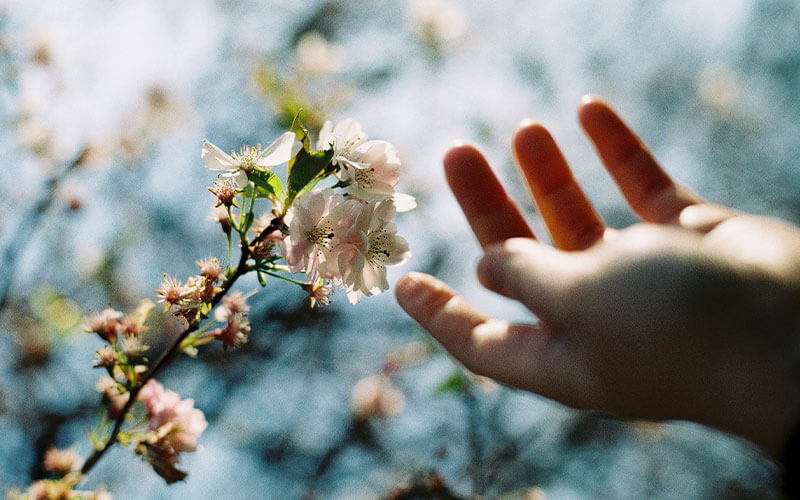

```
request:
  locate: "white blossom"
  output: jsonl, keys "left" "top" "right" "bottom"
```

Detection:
{"left": 316, "top": 119, "right": 370, "bottom": 170}
{"left": 202, "top": 132, "right": 301, "bottom": 187}
{"left": 336, "top": 140, "right": 401, "bottom": 201}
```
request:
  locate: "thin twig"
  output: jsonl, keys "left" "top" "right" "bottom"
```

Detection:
{"left": 0, "top": 148, "right": 87, "bottom": 313}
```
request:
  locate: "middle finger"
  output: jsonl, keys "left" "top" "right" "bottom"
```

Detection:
{"left": 513, "top": 122, "right": 605, "bottom": 251}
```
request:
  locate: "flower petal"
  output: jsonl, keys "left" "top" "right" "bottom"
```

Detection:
{"left": 392, "top": 193, "right": 417, "bottom": 212}
{"left": 220, "top": 171, "right": 248, "bottom": 188}
{"left": 257, "top": 132, "right": 302, "bottom": 167}
{"left": 202, "top": 140, "right": 237, "bottom": 171}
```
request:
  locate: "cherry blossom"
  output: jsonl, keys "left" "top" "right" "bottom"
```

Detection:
{"left": 316, "top": 119, "right": 370, "bottom": 170}
{"left": 281, "top": 188, "right": 362, "bottom": 283}
{"left": 332, "top": 199, "right": 411, "bottom": 303}
{"left": 137, "top": 379, "right": 208, "bottom": 483}
{"left": 202, "top": 132, "right": 301, "bottom": 187}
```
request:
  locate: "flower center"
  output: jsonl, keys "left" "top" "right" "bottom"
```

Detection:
{"left": 366, "top": 228, "right": 392, "bottom": 267}
{"left": 354, "top": 167, "right": 375, "bottom": 188}
{"left": 233, "top": 146, "right": 260, "bottom": 174}
{"left": 306, "top": 225, "right": 335, "bottom": 248}
{"left": 339, "top": 136, "right": 362, "bottom": 158}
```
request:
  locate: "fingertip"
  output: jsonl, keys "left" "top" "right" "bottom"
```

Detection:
{"left": 579, "top": 93, "right": 607, "bottom": 107}
{"left": 395, "top": 272, "right": 431, "bottom": 309}
{"left": 512, "top": 120, "right": 548, "bottom": 146}
{"left": 577, "top": 96, "right": 616, "bottom": 133}
{"left": 512, "top": 121, "right": 556, "bottom": 164}
{"left": 443, "top": 143, "right": 485, "bottom": 178}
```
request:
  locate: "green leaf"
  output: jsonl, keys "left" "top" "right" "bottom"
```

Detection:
{"left": 250, "top": 169, "right": 283, "bottom": 199}
{"left": 435, "top": 368, "right": 471, "bottom": 395}
{"left": 288, "top": 147, "right": 334, "bottom": 194}
{"left": 290, "top": 111, "right": 311, "bottom": 151}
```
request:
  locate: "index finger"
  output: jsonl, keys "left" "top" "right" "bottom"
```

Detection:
{"left": 444, "top": 144, "right": 535, "bottom": 248}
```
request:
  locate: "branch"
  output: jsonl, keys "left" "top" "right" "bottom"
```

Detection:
{"left": 80, "top": 217, "right": 283, "bottom": 476}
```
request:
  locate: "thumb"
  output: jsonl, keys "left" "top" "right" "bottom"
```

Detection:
{"left": 477, "top": 238, "right": 584, "bottom": 325}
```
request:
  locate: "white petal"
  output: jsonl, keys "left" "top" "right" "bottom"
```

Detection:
{"left": 220, "top": 171, "right": 248, "bottom": 188}
{"left": 341, "top": 157, "right": 371, "bottom": 170}
{"left": 333, "top": 119, "right": 366, "bottom": 144}
{"left": 257, "top": 132, "right": 302, "bottom": 167}
{"left": 202, "top": 140, "right": 237, "bottom": 171}
{"left": 392, "top": 193, "right": 417, "bottom": 212}
{"left": 316, "top": 120, "right": 334, "bottom": 150}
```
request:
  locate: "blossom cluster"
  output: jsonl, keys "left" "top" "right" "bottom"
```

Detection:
{"left": 134, "top": 379, "right": 208, "bottom": 484}
{"left": 273, "top": 119, "right": 412, "bottom": 303}
{"left": 84, "top": 300, "right": 153, "bottom": 390}
{"left": 8, "top": 116, "right": 413, "bottom": 497}
{"left": 156, "top": 257, "right": 223, "bottom": 324}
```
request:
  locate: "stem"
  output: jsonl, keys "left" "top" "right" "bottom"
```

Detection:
{"left": 80, "top": 216, "right": 285, "bottom": 476}
{"left": 226, "top": 232, "right": 232, "bottom": 272}
{"left": 261, "top": 270, "right": 306, "bottom": 287}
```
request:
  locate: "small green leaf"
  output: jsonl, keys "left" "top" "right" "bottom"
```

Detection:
{"left": 290, "top": 111, "right": 311, "bottom": 151}
{"left": 288, "top": 148, "right": 334, "bottom": 194}
{"left": 250, "top": 169, "right": 283, "bottom": 199}
{"left": 436, "top": 368, "right": 471, "bottom": 395}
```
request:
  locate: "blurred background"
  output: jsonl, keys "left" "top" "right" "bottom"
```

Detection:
{"left": 1, "top": 0, "right": 798, "bottom": 498}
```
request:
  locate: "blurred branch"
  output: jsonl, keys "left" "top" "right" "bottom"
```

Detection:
{"left": 463, "top": 385, "right": 486, "bottom": 496}
{"left": 0, "top": 147, "right": 88, "bottom": 313}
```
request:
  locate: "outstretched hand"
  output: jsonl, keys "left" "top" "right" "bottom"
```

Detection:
{"left": 395, "top": 96, "right": 800, "bottom": 458}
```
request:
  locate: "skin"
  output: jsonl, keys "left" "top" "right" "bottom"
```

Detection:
{"left": 394, "top": 96, "right": 800, "bottom": 459}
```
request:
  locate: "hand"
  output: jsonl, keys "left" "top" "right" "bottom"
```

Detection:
{"left": 395, "top": 96, "right": 800, "bottom": 458}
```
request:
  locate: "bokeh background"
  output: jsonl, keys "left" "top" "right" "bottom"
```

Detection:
{"left": 1, "top": 0, "right": 799, "bottom": 498}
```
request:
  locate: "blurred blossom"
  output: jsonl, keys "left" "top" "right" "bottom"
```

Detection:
{"left": 207, "top": 205, "right": 232, "bottom": 235}
{"left": 117, "top": 86, "right": 189, "bottom": 160}
{"left": 14, "top": 114, "right": 56, "bottom": 159}
{"left": 697, "top": 65, "right": 742, "bottom": 115}
{"left": 96, "top": 375, "right": 130, "bottom": 418}
{"left": 383, "top": 341, "right": 430, "bottom": 374}
{"left": 296, "top": 31, "right": 347, "bottom": 75}
{"left": 350, "top": 374, "right": 406, "bottom": 419}
{"left": 42, "top": 447, "right": 82, "bottom": 475}
{"left": 214, "top": 290, "right": 251, "bottom": 321}
{"left": 30, "top": 33, "right": 52, "bottom": 66}
{"left": 407, "top": 0, "right": 468, "bottom": 47}
{"left": 210, "top": 312, "right": 250, "bottom": 351}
